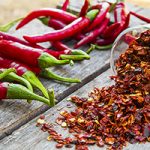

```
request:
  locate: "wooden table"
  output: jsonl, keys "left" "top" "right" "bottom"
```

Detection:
{"left": 0, "top": 1, "right": 150, "bottom": 149}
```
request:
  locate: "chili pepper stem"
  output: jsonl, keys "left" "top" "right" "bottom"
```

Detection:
{"left": 38, "top": 53, "right": 70, "bottom": 68}
{"left": 0, "top": 18, "right": 23, "bottom": 32}
{"left": 48, "top": 89, "right": 55, "bottom": 106}
{"left": 94, "top": 44, "right": 113, "bottom": 50}
{"left": 86, "top": 44, "right": 96, "bottom": 54}
{"left": 41, "top": 68, "right": 81, "bottom": 83}
{"left": 0, "top": 68, "right": 16, "bottom": 79}
{"left": 22, "top": 71, "right": 49, "bottom": 99}
{"left": 60, "top": 54, "right": 90, "bottom": 61}
{"left": 7, "top": 83, "right": 51, "bottom": 106}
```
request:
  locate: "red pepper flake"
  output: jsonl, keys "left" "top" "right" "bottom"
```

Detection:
{"left": 36, "top": 30, "right": 150, "bottom": 149}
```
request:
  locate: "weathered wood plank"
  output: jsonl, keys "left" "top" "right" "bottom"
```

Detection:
{"left": 0, "top": 20, "right": 110, "bottom": 140}
{"left": 0, "top": 69, "right": 149, "bottom": 150}
{"left": 0, "top": 2, "right": 146, "bottom": 140}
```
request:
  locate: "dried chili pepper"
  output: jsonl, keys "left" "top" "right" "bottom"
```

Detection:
{"left": 37, "top": 29, "right": 150, "bottom": 149}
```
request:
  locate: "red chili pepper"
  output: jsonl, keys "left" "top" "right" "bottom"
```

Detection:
{"left": 16, "top": 8, "right": 77, "bottom": 29}
{"left": 44, "top": 49, "right": 70, "bottom": 59}
{"left": 0, "top": 82, "right": 53, "bottom": 106}
{"left": 0, "top": 31, "right": 42, "bottom": 49}
{"left": 79, "top": 0, "right": 89, "bottom": 17}
{"left": 0, "top": 82, "right": 7, "bottom": 99}
{"left": 102, "top": 22, "right": 121, "bottom": 38}
{"left": 91, "top": 4, "right": 102, "bottom": 10}
{"left": 86, "top": 2, "right": 110, "bottom": 32}
{"left": 74, "top": 14, "right": 110, "bottom": 48}
{"left": 62, "top": 0, "right": 69, "bottom": 11}
{"left": 48, "top": 18, "right": 66, "bottom": 30}
{"left": 23, "top": 9, "right": 99, "bottom": 43}
{"left": 112, "top": 12, "right": 130, "bottom": 39}
{"left": 51, "top": 41, "right": 70, "bottom": 51}
{"left": 0, "top": 40, "right": 70, "bottom": 68}
{"left": 130, "top": 11, "right": 150, "bottom": 23}
{"left": 94, "top": 38, "right": 114, "bottom": 46}
{"left": 0, "top": 56, "right": 49, "bottom": 99}
{"left": 114, "top": 0, "right": 127, "bottom": 24}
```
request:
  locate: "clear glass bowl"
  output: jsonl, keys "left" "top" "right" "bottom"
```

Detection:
{"left": 110, "top": 24, "right": 150, "bottom": 75}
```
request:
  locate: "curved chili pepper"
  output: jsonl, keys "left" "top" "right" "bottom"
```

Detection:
{"left": 74, "top": 14, "right": 110, "bottom": 48}
{"left": 94, "top": 38, "right": 114, "bottom": 46}
{"left": 79, "top": 0, "right": 89, "bottom": 17}
{"left": 0, "top": 68, "right": 33, "bottom": 92}
{"left": 16, "top": 8, "right": 77, "bottom": 29}
{"left": 102, "top": 22, "right": 121, "bottom": 38}
{"left": 62, "top": 0, "right": 70, "bottom": 11}
{"left": 23, "top": 9, "right": 99, "bottom": 43}
{"left": 0, "top": 40, "right": 70, "bottom": 68}
{"left": 0, "top": 82, "right": 54, "bottom": 106}
{"left": 0, "top": 32, "right": 43, "bottom": 49}
{"left": 130, "top": 11, "right": 150, "bottom": 23}
{"left": 86, "top": 2, "right": 110, "bottom": 32}
{"left": 114, "top": 0, "right": 126, "bottom": 24}
{"left": 48, "top": 18, "right": 66, "bottom": 30}
{"left": 51, "top": 41, "right": 69, "bottom": 51}
{"left": 0, "top": 56, "right": 49, "bottom": 99}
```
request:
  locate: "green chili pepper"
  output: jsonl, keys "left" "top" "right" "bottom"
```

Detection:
{"left": 40, "top": 68, "right": 80, "bottom": 83}
{"left": 22, "top": 70, "right": 49, "bottom": 99}
{"left": 5, "top": 83, "right": 53, "bottom": 106}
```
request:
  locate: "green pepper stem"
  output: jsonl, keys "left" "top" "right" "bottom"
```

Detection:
{"left": 2, "top": 72, "right": 33, "bottom": 91}
{"left": 94, "top": 44, "right": 113, "bottom": 50}
{"left": 7, "top": 83, "right": 51, "bottom": 106}
{"left": 60, "top": 54, "right": 90, "bottom": 61}
{"left": 86, "top": 44, "right": 96, "bottom": 54}
{"left": 38, "top": 17, "right": 49, "bottom": 26}
{"left": 0, "top": 18, "right": 23, "bottom": 32}
{"left": 38, "top": 53, "right": 70, "bottom": 68}
{"left": 48, "top": 89, "right": 55, "bottom": 106}
{"left": 71, "top": 50, "right": 90, "bottom": 57}
{"left": 86, "top": 9, "right": 99, "bottom": 21}
{"left": 41, "top": 68, "right": 81, "bottom": 83}
{"left": 0, "top": 68, "right": 16, "bottom": 80}
{"left": 22, "top": 71, "right": 49, "bottom": 99}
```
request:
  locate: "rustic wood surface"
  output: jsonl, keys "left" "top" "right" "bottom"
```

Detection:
{"left": 0, "top": 3, "right": 142, "bottom": 140}
{"left": 0, "top": 1, "right": 150, "bottom": 149}
{"left": 0, "top": 69, "right": 149, "bottom": 150}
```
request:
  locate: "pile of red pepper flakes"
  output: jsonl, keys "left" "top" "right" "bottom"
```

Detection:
{"left": 36, "top": 30, "right": 150, "bottom": 150}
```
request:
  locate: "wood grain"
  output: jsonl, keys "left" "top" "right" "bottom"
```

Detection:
{"left": 0, "top": 69, "right": 149, "bottom": 150}
{"left": 0, "top": 1, "right": 149, "bottom": 143}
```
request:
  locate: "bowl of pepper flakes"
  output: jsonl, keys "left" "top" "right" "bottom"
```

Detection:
{"left": 110, "top": 24, "right": 150, "bottom": 74}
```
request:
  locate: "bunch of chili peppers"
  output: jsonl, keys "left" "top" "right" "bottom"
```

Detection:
{"left": 36, "top": 30, "right": 150, "bottom": 149}
{"left": 11, "top": 0, "right": 150, "bottom": 50}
